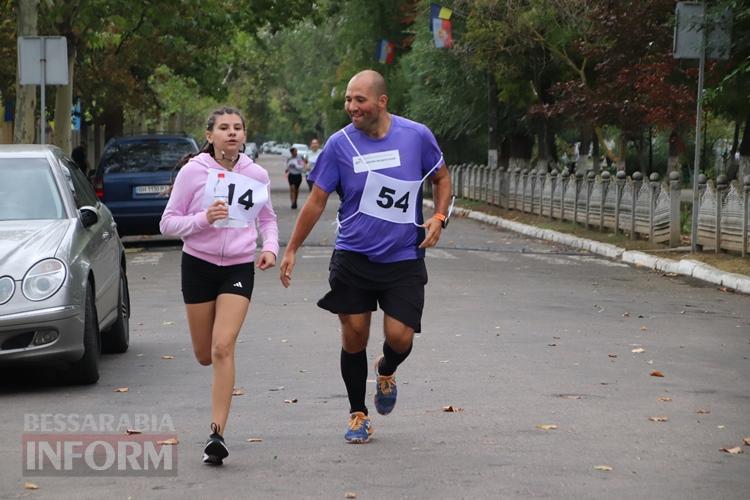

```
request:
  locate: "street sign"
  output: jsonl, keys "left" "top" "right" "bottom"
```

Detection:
{"left": 17, "top": 36, "right": 69, "bottom": 144}
{"left": 18, "top": 36, "right": 69, "bottom": 85}
{"left": 674, "top": 2, "right": 732, "bottom": 60}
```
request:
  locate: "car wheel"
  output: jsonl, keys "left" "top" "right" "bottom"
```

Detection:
{"left": 103, "top": 268, "right": 130, "bottom": 354}
{"left": 69, "top": 283, "right": 100, "bottom": 384}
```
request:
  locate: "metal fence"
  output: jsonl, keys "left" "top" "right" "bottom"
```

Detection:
{"left": 432, "top": 164, "right": 750, "bottom": 256}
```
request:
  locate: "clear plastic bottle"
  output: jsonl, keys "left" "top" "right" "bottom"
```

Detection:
{"left": 213, "top": 172, "right": 229, "bottom": 228}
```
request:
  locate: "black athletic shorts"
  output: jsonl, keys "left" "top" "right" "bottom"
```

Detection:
{"left": 287, "top": 173, "right": 302, "bottom": 187}
{"left": 317, "top": 250, "right": 428, "bottom": 332}
{"left": 181, "top": 252, "right": 255, "bottom": 304}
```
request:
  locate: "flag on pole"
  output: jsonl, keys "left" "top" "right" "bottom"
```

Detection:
{"left": 432, "top": 18, "right": 453, "bottom": 48}
{"left": 429, "top": 3, "right": 453, "bottom": 31}
{"left": 375, "top": 39, "right": 396, "bottom": 64}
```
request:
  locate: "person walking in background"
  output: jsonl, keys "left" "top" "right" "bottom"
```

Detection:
{"left": 303, "top": 137, "right": 322, "bottom": 191}
{"left": 285, "top": 146, "right": 305, "bottom": 209}
{"left": 279, "top": 70, "right": 452, "bottom": 444}
{"left": 160, "top": 106, "right": 279, "bottom": 465}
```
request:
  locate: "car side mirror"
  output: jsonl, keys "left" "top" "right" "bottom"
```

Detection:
{"left": 79, "top": 206, "right": 99, "bottom": 228}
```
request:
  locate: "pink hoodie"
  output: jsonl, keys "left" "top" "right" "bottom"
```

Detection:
{"left": 160, "top": 152, "right": 279, "bottom": 266}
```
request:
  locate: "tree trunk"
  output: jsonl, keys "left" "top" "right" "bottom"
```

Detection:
{"left": 53, "top": 45, "right": 75, "bottom": 154}
{"left": 667, "top": 129, "right": 683, "bottom": 174}
{"left": 591, "top": 127, "right": 600, "bottom": 173}
{"left": 487, "top": 72, "right": 498, "bottom": 168}
{"left": 101, "top": 105, "right": 124, "bottom": 142}
{"left": 726, "top": 120, "right": 740, "bottom": 180}
{"left": 508, "top": 132, "right": 533, "bottom": 171}
{"left": 13, "top": 0, "right": 39, "bottom": 144}
{"left": 738, "top": 112, "right": 750, "bottom": 181}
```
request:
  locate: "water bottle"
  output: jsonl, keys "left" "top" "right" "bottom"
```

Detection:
{"left": 213, "top": 172, "right": 229, "bottom": 228}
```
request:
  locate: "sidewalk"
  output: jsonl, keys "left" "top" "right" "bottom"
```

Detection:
{"left": 424, "top": 200, "right": 750, "bottom": 295}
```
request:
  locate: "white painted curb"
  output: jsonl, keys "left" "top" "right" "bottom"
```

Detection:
{"left": 425, "top": 200, "right": 750, "bottom": 295}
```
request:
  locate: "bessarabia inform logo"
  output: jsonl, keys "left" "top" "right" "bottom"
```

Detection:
{"left": 22, "top": 413, "right": 178, "bottom": 477}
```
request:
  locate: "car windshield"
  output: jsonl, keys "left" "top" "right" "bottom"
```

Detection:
{"left": 0, "top": 158, "right": 65, "bottom": 220}
{"left": 99, "top": 139, "right": 196, "bottom": 174}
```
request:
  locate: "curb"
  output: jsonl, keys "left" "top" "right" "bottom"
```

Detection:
{"left": 424, "top": 200, "right": 750, "bottom": 295}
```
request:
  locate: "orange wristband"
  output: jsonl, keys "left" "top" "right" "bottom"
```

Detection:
{"left": 433, "top": 213, "right": 446, "bottom": 222}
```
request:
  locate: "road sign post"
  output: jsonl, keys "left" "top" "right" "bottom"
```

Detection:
{"left": 18, "top": 36, "right": 68, "bottom": 144}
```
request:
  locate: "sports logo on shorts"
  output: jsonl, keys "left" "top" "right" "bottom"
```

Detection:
{"left": 233, "top": 282, "right": 243, "bottom": 288}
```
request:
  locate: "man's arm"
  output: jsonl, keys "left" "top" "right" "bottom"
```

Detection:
{"left": 419, "top": 164, "right": 452, "bottom": 249}
{"left": 280, "top": 185, "right": 330, "bottom": 287}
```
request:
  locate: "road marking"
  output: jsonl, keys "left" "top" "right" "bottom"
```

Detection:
{"left": 129, "top": 252, "right": 163, "bottom": 265}
{"left": 567, "top": 255, "right": 630, "bottom": 267}
{"left": 522, "top": 253, "right": 578, "bottom": 266}
{"left": 426, "top": 248, "right": 457, "bottom": 259}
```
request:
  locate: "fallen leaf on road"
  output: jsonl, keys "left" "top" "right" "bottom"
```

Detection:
{"left": 268, "top": 386, "right": 285, "bottom": 391}
{"left": 720, "top": 446, "right": 743, "bottom": 454}
{"left": 650, "top": 371, "right": 664, "bottom": 377}
{"left": 649, "top": 416, "right": 669, "bottom": 422}
{"left": 608, "top": 353, "right": 617, "bottom": 358}
{"left": 345, "top": 493, "right": 357, "bottom": 499}
{"left": 696, "top": 409, "right": 711, "bottom": 414}
{"left": 161, "top": 355, "right": 175, "bottom": 360}
{"left": 548, "top": 343, "right": 557, "bottom": 347}
{"left": 442, "top": 405, "right": 463, "bottom": 412}
{"left": 114, "top": 387, "right": 129, "bottom": 392}
{"left": 622, "top": 312, "right": 630, "bottom": 318}
{"left": 743, "top": 437, "right": 750, "bottom": 446}
{"left": 658, "top": 397, "right": 672, "bottom": 402}
{"left": 640, "top": 326, "right": 648, "bottom": 331}
{"left": 536, "top": 424, "right": 558, "bottom": 430}
{"left": 284, "top": 399, "right": 298, "bottom": 404}
{"left": 157, "top": 437, "right": 179, "bottom": 445}
{"left": 247, "top": 438, "right": 263, "bottom": 443}
{"left": 632, "top": 348, "right": 645, "bottom": 354}
{"left": 718, "top": 425, "right": 726, "bottom": 429}
{"left": 232, "top": 388, "right": 245, "bottom": 396}
{"left": 281, "top": 339, "right": 288, "bottom": 343}
{"left": 24, "top": 482, "right": 39, "bottom": 490}
{"left": 125, "top": 429, "right": 142, "bottom": 435}
{"left": 559, "top": 394, "right": 582, "bottom": 400}
{"left": 593, "top": 465, "right": 613, "bottom": 472}
{"left": 162, "top": 321, "right": 175, "bottom": 326}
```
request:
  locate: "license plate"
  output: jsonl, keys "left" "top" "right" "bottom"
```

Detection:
{"left": 134, "top": 185, "right": 170, "bottom": 195}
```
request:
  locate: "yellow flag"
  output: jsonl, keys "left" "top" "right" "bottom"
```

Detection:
{"left": 439, "top": 7, "right": 452, "bottom": 20}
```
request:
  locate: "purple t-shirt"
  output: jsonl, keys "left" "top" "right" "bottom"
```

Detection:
{"left": 309, "top": 114, "right": 443, "bottom": 263}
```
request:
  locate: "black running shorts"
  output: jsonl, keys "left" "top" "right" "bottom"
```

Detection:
{"left": 317, "top": 250, "right": 428, "bottom": 332}
{"left": 181, "top": 252, "right": 255, "bottom": 304}
{"left": 287, "top": 173, "right": 302, "bottom": 187}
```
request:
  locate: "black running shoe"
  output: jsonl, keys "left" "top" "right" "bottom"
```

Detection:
{"left": 203, "top": 422, "right": 229, "bottom": 465}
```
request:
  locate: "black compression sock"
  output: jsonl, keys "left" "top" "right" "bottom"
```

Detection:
{"left": 378, "top": 341, "right": 413, "bottom": 376}
{"left": 340, "top": 348, "right": 368, "bottom": 415}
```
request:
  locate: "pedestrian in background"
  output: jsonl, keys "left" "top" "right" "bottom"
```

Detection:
{"left": 279, "top": 70, "right": 452, "bottom": 444}
{"left": 160, "top": 106, "right": 279, "bottom": 465}
{"left": 71, "top": 142, "right": 90, "bottom": 177}
{"left": 303, "top": 137, "right": 322, "bottom": 191}
{"left": 285, "top": 146, "right": 305, "bottom": 209}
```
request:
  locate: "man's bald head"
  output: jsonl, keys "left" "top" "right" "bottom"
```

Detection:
{"left": 349, "top": 70, "right": 387, "bottom": 98}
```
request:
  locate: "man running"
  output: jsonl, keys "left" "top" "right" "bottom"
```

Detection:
{"left": 279, "top": 69, "right": 452, "bottom": 443}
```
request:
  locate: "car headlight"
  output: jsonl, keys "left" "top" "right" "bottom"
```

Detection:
{"left": 0, "top": 276, "right": 14, "bottom": 304}
{"left": 22, "top": 259, "right": 67, "bottom": 301}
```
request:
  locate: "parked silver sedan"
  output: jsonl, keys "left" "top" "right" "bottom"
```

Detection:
{"left": 0, "top": 145, "right": 130, "bottom": 384}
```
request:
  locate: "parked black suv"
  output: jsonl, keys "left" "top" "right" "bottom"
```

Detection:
{"left": 94, "top": 133, "right": 198, "bottom": 235}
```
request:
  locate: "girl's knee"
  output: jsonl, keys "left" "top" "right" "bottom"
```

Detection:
{"left": 195, "top": 350, "right": 212, "bottom": 366}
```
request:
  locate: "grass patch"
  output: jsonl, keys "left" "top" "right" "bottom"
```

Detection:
{"left": 454, "top": 199, "right": 750, "bottom": 276}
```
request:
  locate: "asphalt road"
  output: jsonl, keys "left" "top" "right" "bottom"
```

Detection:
{"left": 1, "top": 154, "right": 748, "bottom": 500}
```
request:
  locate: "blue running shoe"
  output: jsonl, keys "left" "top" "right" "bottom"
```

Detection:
{"left": 373, "top": 355, "right": 398, "bottom": 415}
{"left": 344, "top": 412, "right": 373, "bottom": 444}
